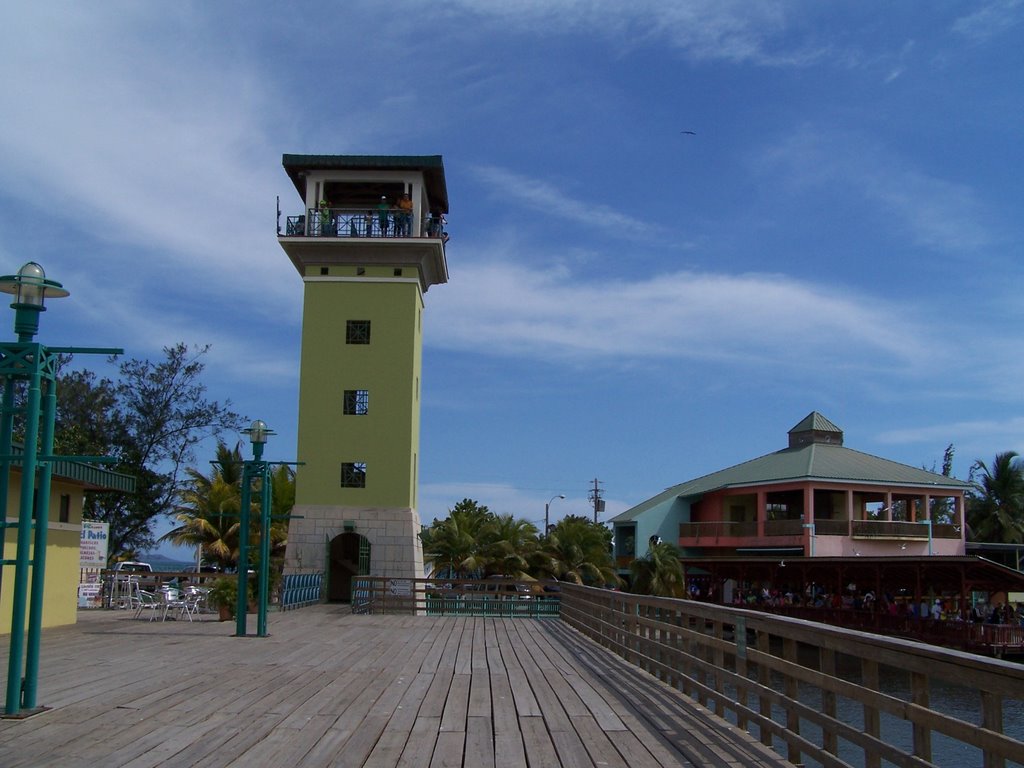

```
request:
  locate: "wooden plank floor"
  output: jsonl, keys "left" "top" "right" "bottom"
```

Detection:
{"left": 0, "top": 607, "right": 789, "bottom": 767}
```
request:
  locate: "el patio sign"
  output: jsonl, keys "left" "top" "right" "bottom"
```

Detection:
{"left": 79, "top": 521, "right": 109, "bottom": 568}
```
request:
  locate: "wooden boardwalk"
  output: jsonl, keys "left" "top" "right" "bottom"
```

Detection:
{"left": 0, "top": 607, "right": 789, "bottom": 768}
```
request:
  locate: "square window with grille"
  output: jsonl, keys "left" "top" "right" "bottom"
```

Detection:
{"left": 343, "top": 389, "right": 369, "bottom": 415}
{"left": 341, "top": 462, "right": 367, "bottom": 488}
{"left": 346, "top": 320, "right": 371, "bottom": 344}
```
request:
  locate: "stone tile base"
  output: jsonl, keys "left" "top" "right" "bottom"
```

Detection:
{"left": 283, "top": 504, "right": 424, "bottom": 579}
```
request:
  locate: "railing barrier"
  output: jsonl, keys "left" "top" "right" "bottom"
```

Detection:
{"left": 280, "top": 571, "right": 324, "bottom": 611}
{"left": 558, "top": 584, "right": 1024, "bottom": 768}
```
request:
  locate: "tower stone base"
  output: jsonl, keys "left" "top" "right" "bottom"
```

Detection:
{"left": 284, "top": 505, "right": 424, "bottom": 580}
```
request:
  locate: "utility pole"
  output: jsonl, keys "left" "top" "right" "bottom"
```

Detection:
{"left": 588, "top": 478, "right": 605, "bottom": 524}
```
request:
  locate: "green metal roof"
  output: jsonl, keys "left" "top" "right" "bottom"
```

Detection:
{"left": 611, "top": 414, "right": 970, "bottom": 524}
{"left": 789, "top": 411, "right": 843, "bottom": 435}
{"left": 8, "top": 445, "right": 135, "bottom": 493}
{"left": 281, "top": 154, "right": 449, "bottom": 213}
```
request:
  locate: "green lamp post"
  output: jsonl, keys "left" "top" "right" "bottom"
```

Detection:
{"left": 0, "top": 263, "right": 121, "bottom": 717}
{"left": 236, "top": 419, "right": 274, "bottom": 637}
{"left": 0, "top": 263, "right": 67, "bottom": 717}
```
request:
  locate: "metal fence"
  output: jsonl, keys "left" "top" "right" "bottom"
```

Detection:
{"left": 280, "top": 571, "right": 324, "bottom": 611}
{"left": 349, "top": 576, "right": 561, "bottom": 618}
{"left": 284, "top": 208, "right": 445, "bottom": 240}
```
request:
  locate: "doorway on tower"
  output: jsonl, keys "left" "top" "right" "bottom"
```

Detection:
{"left": 327, "top": 531, "right": 371, "bottom": 602}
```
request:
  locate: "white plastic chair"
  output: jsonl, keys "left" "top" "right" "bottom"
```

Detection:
{"left": 134, "top": 590, "right": 162, "bottom": 621}
{"left": 177, "top": 586, "right": 207, "bottom": 622}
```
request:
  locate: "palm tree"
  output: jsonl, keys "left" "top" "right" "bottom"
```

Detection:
{"left": 477, "top": 514, "right": 540, "bottom": 577}
{"left": 420, "top": 499, "right": 492, "bottom": 578}
{"left": 630, "top": 540, "right": 685, "bottom": 597}
{"left": 538, "top": 516, "right": 618, "bottom": 586}
{"left": 967, "top": 451, "right": 1024, "bottom": 543}
{"left": 160, "top": 441, "right": 243, "bottom": 569}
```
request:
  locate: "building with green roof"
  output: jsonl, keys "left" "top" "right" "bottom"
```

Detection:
{"left": 2, "top": 457, "right": 134, "bottom": 634}
{"left": 277, "top": 155, "right": 449, "bottom": 600}
{"left": 611, "top": 412, "right": 970, "bottom": 575}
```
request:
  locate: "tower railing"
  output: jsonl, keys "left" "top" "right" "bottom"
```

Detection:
{"left": 283, "top": 208, "right": 447, "bottom": 241}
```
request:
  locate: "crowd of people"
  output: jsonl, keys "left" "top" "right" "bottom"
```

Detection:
{"left": 313, "top": 194, "right": 448, "bottom": 242}
{"left": 698, "top": 579, "right": 1024, "bottom": 626}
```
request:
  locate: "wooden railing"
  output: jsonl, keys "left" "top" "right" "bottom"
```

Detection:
{"left": 350, "top": 576, "right": 561, "bottom": 618}
{"left": 559, "top": 584, "right": 1024, "bottom": 768}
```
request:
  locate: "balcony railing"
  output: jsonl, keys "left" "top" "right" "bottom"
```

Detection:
{"left": 852, "top": 520, "right": 934, "bottom": 539}
{"left": 679, "top": 518, "right": 961, "bottom": 543}
{"left": 810, "top": 518, "right": 846, "bottom": 536}
{"left": 764, "top": 519, "right": 804, "bottom": 536}
{"left": 282, "top": 208, "right": 448, "bottom": 241}
{"left": 679, "top": 521, "right": 758, "bottom": 540}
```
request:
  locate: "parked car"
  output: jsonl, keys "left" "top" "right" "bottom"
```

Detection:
{"left": 105, "top": 561, "right": 155, "bottom": 606}
{"left": 484, "top": 575, "right": 533, "bottom": 600}
{"left": 113, "top": 561, "right": 153, "bottom": 575}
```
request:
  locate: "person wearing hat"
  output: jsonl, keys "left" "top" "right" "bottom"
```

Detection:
{"left": 377, "top": 195, "right": 390, "bottom": 236}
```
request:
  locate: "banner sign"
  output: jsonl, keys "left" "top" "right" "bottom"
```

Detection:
{"left": 79, "top": 521, "right": 109, "bottom": 567}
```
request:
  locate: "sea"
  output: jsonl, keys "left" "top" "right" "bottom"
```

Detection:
{"left": 143, "top": 555, "right": 195, "bottom": 572}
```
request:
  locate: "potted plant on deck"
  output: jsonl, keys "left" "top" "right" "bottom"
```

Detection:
{"left": 206, "top": 577, "right": 237, "bottom": 621}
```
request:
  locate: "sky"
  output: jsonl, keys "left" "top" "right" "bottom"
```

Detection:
{"left": 2, "top": 1, "right": 1023, "bottom": 557}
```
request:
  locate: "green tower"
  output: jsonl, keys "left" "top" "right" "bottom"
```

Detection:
{"left": 278, "top": 155, "right": 448, "bottom": 600}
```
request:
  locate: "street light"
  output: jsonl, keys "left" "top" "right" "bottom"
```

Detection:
{"left": 237, "top": 419, "right": 275, "bottom": 638}
{"left": 0, "top": 263, "right": 121, "bottom": 717}
{"left": 545, "top": 494, "right": 565, "bottom": 536}
{"left": 0, "top": 262, "right": 69, "bottom": 342}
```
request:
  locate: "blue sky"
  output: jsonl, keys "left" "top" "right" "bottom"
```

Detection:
{"left": 2, "top": 2, "right": 1023, "bottom": 555}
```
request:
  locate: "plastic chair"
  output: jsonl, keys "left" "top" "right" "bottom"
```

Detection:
{"left": 177, "top": 586, "right": 207, "bottom": 622}
{"left": 134, "top": 590, "right": 163, "bottom": 621}
{"left": 159, "top": 587, "right": 183, "bottom": 621}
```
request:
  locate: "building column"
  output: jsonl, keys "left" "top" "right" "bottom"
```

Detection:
{"left": 756, "top": 490, "right": 766, "bottom": 538}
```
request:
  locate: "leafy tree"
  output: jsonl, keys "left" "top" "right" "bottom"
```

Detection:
{"left": 477, "top": 513, "right": 540, "bottom": 578}
{"left": 161, "top": 443, "right": 295, "bottom": 569}
{"left": 538, "top": 515, "right": 618, "bottom": 586}
{"left": 420, "top": 499, "right": 492, "bottom": 578}
{"left": 967, "top": 451, "right": 1024, "bottom": 544}
{"left": 630, "top": 540, "right": 685, "bottom": 597}
{"left": 925, "top": 444, "right": 957, "bottom": 524}
{"left": 161, "top": 441, "right": 243, "bottom": 569}
{"left": 55, "top": 343, "right": 243, "bottom": 560}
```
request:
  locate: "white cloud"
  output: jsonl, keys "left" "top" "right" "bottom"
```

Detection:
{"left": 419, "top": 481, "right": 627, "bottom": 527}
{"left": 416, "top": 0, "right": 822, "bottom": 67}
{"left": 470, "top": 165, "right": 661, "bottom": 242}
{"left": 427, "top": 257, "right": 937, "bottom": 372}
{"left": 951, "top": 0, "right": 1023, "bottom": 42}
{"left": 756, "top": 127, "right": 997, "bottom": 254}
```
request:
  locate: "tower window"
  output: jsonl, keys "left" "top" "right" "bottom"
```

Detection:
{"left": 343, "top": 389, "right": 369, "bottom": 415}
{"left": 341, "top": 462, "right": 367, "bottom": 488}
{"left": 394, "top": 268, "right": 402, "bottom": 277}
{"left": 346, "top": 320, "right": 371, "bottom": 344}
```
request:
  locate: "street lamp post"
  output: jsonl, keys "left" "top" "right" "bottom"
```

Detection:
{"left": 0, "top": 263, "right": 121, "bottom": 717}
{"left": 544, "top": 494, "right": 565, "bottom": 536}
{"left": 236, "top": 419, "right": 273, "bottom": 638}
